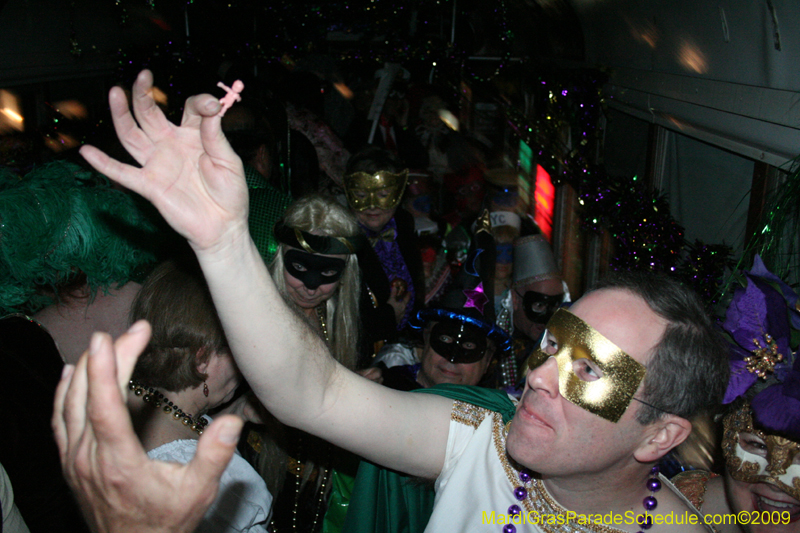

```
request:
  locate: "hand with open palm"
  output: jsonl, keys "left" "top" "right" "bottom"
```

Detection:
{"left": 80, "top": 70, "right": 249, "bottom": 255}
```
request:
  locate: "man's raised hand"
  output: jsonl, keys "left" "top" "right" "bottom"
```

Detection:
{"left": 79, "top": 70, "right": 249, "bottom": 254}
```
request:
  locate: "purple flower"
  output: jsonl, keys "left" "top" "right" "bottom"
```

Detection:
{"left": 751, "top": 364, "right": 800, "bottom": 439}
{"left": 722, "top": 259, "right": 794, "bottom": 403}
{"left": 723, "top": 276, "right": 791, "bottom": 355}
{"left": 723, "top": 350, "right": 758, "bottom": 404}
{"left": 749, "top": 255, "right": 800, "bottom": 330}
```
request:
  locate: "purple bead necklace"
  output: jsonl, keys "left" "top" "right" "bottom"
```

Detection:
{"left": 637, "top": 465, "right": 661, "bottom": 532}
{"left": 502, "top": 467, "right": 533, "bottom": 533}
{"left": 500, "top": 464, "right": 662, "bottom": 533}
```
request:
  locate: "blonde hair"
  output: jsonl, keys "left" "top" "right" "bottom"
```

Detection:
{"left": 260, "top": 194, "right": 363, "bottom": 498}
{"left": 269, "top": 194, "right": 361, "bottom": 370}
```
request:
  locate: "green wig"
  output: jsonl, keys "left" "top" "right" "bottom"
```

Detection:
{"left": 0, "top": 161, "right": 173, "bottom": 314}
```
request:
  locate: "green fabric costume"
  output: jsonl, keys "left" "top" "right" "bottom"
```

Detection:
{"left": 245, "top": 164, "right": 293, "bottom": 264}
{"left": 341, "top": 384, "right": 516, "bottom": 533}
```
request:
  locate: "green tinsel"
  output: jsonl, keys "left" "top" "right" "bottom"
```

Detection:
{"left": 742, "top": 158, "right": 800, "bottom": 287}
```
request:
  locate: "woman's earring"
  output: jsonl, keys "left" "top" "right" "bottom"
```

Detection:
{"left": 203, "top": 382, "right": 209, "bottom": 397}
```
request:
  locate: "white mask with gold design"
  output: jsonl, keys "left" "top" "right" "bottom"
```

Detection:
{"left": 722, "top": 403, "right": 800, "bottom": 501}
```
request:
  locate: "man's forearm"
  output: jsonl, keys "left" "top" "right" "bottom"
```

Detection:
{"left": 195, "top": 232, "right": 339, "bottom": 426}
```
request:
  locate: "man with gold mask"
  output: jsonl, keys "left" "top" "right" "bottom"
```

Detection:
{"left": 344, "top": 146, "right": 425, "bottom": 367}
{"left": 674, "top": 257, "right": 800, "bottom": 532}
{"left": 63, "top": 79, "right": 729, "bottom": 533}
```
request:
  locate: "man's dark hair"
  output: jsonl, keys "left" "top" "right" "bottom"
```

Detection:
{"left": 591, "top": 271, "right": 729, "bottom": 425}
{"left": 346, "top": 146, "right": 405, "bottom": 175}
{"left": 221, "top": 105, "right": 275, "bottom": 168}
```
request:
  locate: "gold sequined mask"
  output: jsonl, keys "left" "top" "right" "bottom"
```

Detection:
{"left": 722, "top": 403, "right": 800, "bottom": 501}
{"left": 344, "top": 170, "right": 409, "bottom": 211}
{"left": 527, "top": 308, "right": 646, "bottom": 423}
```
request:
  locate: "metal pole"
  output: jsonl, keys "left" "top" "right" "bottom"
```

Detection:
{"left": 450, "top": 0, "right": 456, "bottom": 44}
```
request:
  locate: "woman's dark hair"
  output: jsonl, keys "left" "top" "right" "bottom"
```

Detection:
{"left": 130, "top": 257, "right": 228, "bottom": 391}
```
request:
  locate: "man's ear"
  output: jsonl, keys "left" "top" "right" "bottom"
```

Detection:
{"left": 634, "top": 415, "right": 692, "bottom": 463}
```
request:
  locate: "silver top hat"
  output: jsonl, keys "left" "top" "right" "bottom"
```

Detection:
{"left": 513, "top": 235, "right": 560, "bottom": 288}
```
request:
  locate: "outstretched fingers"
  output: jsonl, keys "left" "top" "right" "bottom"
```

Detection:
{"left": 130, "top": 70, "right": 174, "bottom": 142}
{"left": 79, "top": 145, "right": 146, "bottom": 195}
{"left": 83, "top": 69, "right": 251, "bottom": 253}
{"left": 188, "top": 94, "right": 244, "bottom": 178}
{"left": 110, "top": 320, "right": 152, "bottom": 393}
{"left": 200, "top": 117, "right": 241, "bottom": 169}
{"left": 84, "top": 324, "right": 150, "bottom": 456}
{"left": 181, "top": 93, "right": 221, "bottom": 128}
{"left": 52, "top": 364, "right": 76, "bottom": 465}
{"left": 61, "top": 346, "right": 91, "bottom": 460}
{"left": 107, "top": 85, "right": 153, "bottom": 167}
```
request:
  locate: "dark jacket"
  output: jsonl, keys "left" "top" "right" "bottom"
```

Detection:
{"left": 356, "top": 207, "right": 425, "bottom": 368}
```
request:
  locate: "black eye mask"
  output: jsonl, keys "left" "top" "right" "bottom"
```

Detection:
{"left": 284, "top": 250, "right": 346, "bottom": 290}
{"left": 429, "top": 320, "right": 488, "bottom": 364}
{"left": 520, "top": 290, "right": 564, "bottom": 324}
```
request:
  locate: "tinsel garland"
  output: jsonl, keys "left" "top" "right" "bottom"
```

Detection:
{"left": 579, "top": 175, "right": 683, "bottom": 271}
{"left": 500, "top": 64, "right": 734, "bottom": 306}
{"left": 504, "top": 67, "right": 606, "bottom": 188}
{"left": 578, "top": 170, "right": 734, "bottom": 308}
{"left": 60, "top": 0, "right": 736, "bottom": 304}
{"left": 740, "top": 158, "right": 800, "bottom": 287}
{"left": 679, "top": 241, "right": 735, "bottom": 306}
